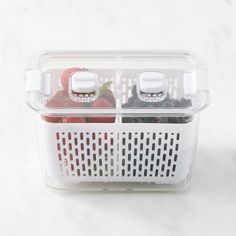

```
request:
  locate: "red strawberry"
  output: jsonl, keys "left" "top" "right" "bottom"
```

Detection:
{"left": 42, "top": 90, "right": 84, "bottom": 123}
{"left": 100, "top": 89, "right": 116, "bottom": 106}
{"left": 41, "top": 115, "right": 61, "bottom": 123}
{"left": 62, "top": 117, "right": 86, "bottom": 123}
{"left": 60, "top": 67, "right": 82, "bottom": 90}
{"left": 87, "top": 98, "right": 115, "bottom": 123}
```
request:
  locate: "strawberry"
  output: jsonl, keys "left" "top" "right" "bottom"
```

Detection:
{"left": 87, "top": 98, "right": 115, "bottom": 123}
{"left": 62, "top": 117, "right": 86, "bottom": 123}
{"left": 42, "top": 90, "right": 84, "bottom": 123}
{"left": 41, "top": 115, "right": 61, "bottom": 123}
{"left": 60, "top": 67, "right": 82, "bottom": 90}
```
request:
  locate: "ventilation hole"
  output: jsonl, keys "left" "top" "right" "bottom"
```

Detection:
{"left": 93, "top": 143, "right": 96, "bottom": 151}
{"left": 153, "top": 133, "right": 156, "bottom": 140}
{"left": 63, "top": 148, "right": 67, "bottom": 156}
{"left": 150, "top": 164, "right": 153, "bottom": 171}
{"left": 140, "top": 143, "right": 143, "bottom": 150}
{"left": 94, "top": 164, "right": 97, "bottom": 171}
{"left": 80, "top": 133, "right": 84, "bottom": 140}
{"left": 175, "top": 144, "right": 179, "bottom": 151}
{"left": 62, "top": 132, "right": 65, "bottom": 135}
{"left": 128, "top": 164, "right": 131, "bottom": 171}
{"left": 151, "top": 154, "right": 154, "bottom": 161}
{"left": 145, "top": 149, "right": 149, "bottom": 155}
{"left": 164, "top": 143, "right": 167, "bottom": 151}
{"left": 139, "top": 154, "right": 143, "bottom": 161}
{"left": 145, "top": 159, "right": 148, "bottom": 166}
{"left": 165, "top": 133, "right": 168, "bottom": 140}
{"left": 177, "top": 133, "right": 180, "bottom": 140}
{"left": 128, "top": 154, "right": 131, "bottom": 161}
{"left": 81, "top": 143, "right": 84, "bottom": 151}
{"left": 133, "top": 159, "right": 137, "bottom": 166}
{"left": 172, "top": 165, "right": 176, "bottom": 172}
{"left": 99, "top": 159, "right": 102, "bottom": 166}
{"left": 69, "top": 143, "right": 72, "bottom": 151}
{"left": 163, "top": 154, "right": 166, "bottom": 161}
{"left": 170, "top": 138, "right": 174, "bottom": 145}
{"left": 122, "top": 169, "right": 125, "bottom": 176}
{"left": 161, "top": 164, "right": 165, "bottom": 171}
{"left": 157, "top": 149, "right": 161, "bottom": 156}
{"left": 99, "top": 149, "right": 102, "bottom": 155}
{"left": 169, "top": 149, "right": 173, "bottom": 156}
{"left": 160, "top": 174, "right": 164, "bottom": 177}
{"left": 104, "top": 143, "right": 108, "bottom": 151}
{"left": 99, "top": 170, "right": 103, "bottom": 176}
{"left": 122, "top": 159, "right": 125, "bottom": 166}
{"left": 74, "top": 138, "right": 78, "bottom": 145}
{"left": 71, "top": 164, "right": 74, "bottom": 171}
{"left": 171, "top": 174, "right": 174, "bottom": 177}
{"left": 86, "top": 138, "right": 90, "bottom": 145}
{"left": 104, "top": 133, "right": 108, "bottom": 140}
{"left": 68, "top": 133, "right": 71, "bottom": 140}
{"left": 122, "top": 149, "right": 125, "bottom": 155}
{"left": 92, "top": 133, "right": 95, "bottom": 140}
{"left": 134, "top": 149, "right": 137, "bottom": 156}
{"left": 139, "top": 164, "right": 142, "bottom": 171}
{"left": 69, "top": 153, "right": 73, "bottom": 161}
{"left": 93, "top": 154, "right": 96, "bottom": 161}
{"left": 57, "top": 143, "right": 61, "bottom": 151}
{"left": 128, "top": 143, "right": 131, "bottom": 151}
{"left": 134, "top": 138, "right": 138, "bottom": 145}
{"left": 75, "top": 148, "right": 78, "bottom": 156}
{"left": 128, "top": 133, "right": 132, "bottom": 140}
{"left": 105, "top": 164, "right": 108, "bottom": 171}
{"left": 133, "top": 169, "right": 136, "bottom": 176}
{"left": 158, "top": 138, "right": 161, "bottom": 145}
{"left": 56, "top": 133, "right": 59, "bottom": 140}
{"left": 81, "top": 154, "right": 85, "bottom": 161}
{"left": 156, "top": 159, "right": 160, "bottom": 166}
{"left": 111, "top": 170, "right": 114, "bottom": 176}
{"left": 152, "top": 143, "right": 155, "bottom": 151}
{"left": 58, "top": 154, "right": 62, "bottom": 161}
{"left": 87, "top": 159, "right": 91, "bottom": 166}
{"left": 77, "top": 169, "right": 80, "bottom": 176}
{"left": 111, "top": 138, "right": 114, "bottom": 145}
{"left": 122, "top": 138, "right": 125, "bottom": 145}
{"left": 88, "top": 169, "right": 92, "bottom": 176}
{"left": 174, "top": 154, "right": 178, "bottom": 161}
{"left": 76, "top": 159, "right": 79, "bottom": 166}
{"left": 99, "top": 138, "right": 102, "bottom": 145}
{"left": 168, "top": 159, "right": 171, "bottom": 166}
{"left": 144, "top": 169, "right": 147, "bottom": 176}
{"left": 146, "top": 138, "right": 150, "bottom": 145}
{"left": 155, "top": 169, "right": 158, "bottom": 176}
{"left": 141, "top": 133, "right": 144, "bottom": 140}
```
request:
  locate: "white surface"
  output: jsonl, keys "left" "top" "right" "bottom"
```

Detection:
{"left": 0, "top": 0, "right": 236, "bottom": 236}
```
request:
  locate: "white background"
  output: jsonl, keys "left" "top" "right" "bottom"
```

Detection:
{"left": 0, "top": 0, "right": 236, "bottom": 235}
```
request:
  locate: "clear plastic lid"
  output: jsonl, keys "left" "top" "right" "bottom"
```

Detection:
{"left": 25, "top": 51, "right": 209, "bottom": 117}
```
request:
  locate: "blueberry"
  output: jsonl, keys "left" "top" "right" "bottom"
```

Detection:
{"left": 132, "top": 98, "right": 149, "bottom": 107}
{"left": 127, "top": 96, "right": 136, "bottom": 105}
{"left": 132, "top": 85, "right": 137, "bottom": 97}
{"left": 180, "top": 98, "right": 192, "bottom": 107}
{"left": 171, "top": 99, "right": 182, "bottom": 107}
{"left": 122, "top": 103, "right": 131, "bottom": 108}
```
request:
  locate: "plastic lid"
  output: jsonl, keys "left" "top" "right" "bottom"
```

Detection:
{"left": 25, "top": 50, "right": 209, "bottom": 117}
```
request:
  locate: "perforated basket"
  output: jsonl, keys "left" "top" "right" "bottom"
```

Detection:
{"left": 26, "top": 51, "right": 209, "bottom": 191}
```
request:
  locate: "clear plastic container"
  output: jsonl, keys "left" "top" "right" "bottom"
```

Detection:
{"left": 25, "top": 51, "right": 209, "bottom": 191}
